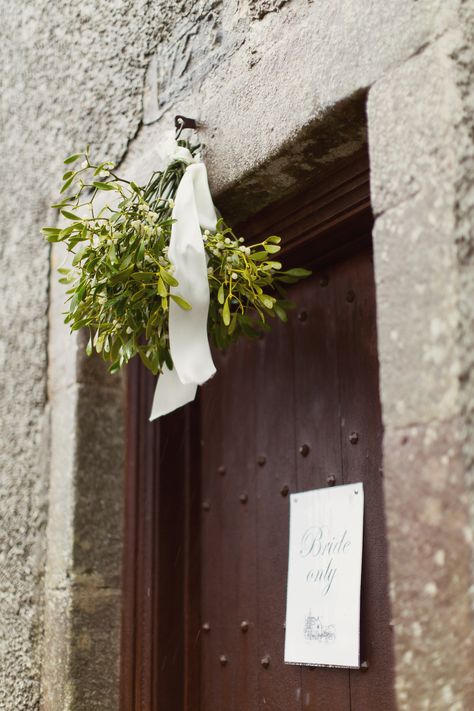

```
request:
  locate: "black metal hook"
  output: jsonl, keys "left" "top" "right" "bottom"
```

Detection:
{"left": 175, "top": 115, "right": 197, "bottom": 140}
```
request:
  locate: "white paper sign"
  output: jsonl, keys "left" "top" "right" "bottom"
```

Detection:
{"left": 284, "top": 483, "right": 364, "bottom": 668}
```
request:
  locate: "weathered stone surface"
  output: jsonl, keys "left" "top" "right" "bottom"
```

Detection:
{"left": 372, "top": 194, "right": 459, "bottom": 429}
{"left": 46, "top": 231, "right": 124, "bottom": 709}
{"left": 383, "top": 420, "right": 474, "bottom": 710}
{"left": 45, "top": 386, "right": 77, "bottom": 593}
{"left": 42, "top": 588, "right": 121, "bottom": 711}
{"left": 248, "top": 0, "right": 290, "bottom": 20}
{"left": 368, "top": 21, "right": 474, "bottom": 710}
{"left": 0, "top": 0, "right": 152, "bottom": 706}
{"left": 130, "top": 0, "right": 458, "bottom": 221}
{"left": 41, "top": 591, "right": 72, "bottom": 711}
{"left": 147, "top": 1, "right": 233, "bottom": 122}
{"left": 72, "top": 384, "right": 124, "bottom": 589}
{"left": 368, "top": 31, "right": 463, "bottom": 216}
{"left": 45, "top": 382, "right": 124, "bottom": 588}
{"left": 452, "top": 2, "right": 474, "bottom": 586}
{"left": 68, "top": 589, "right": 122, "bottom": 710}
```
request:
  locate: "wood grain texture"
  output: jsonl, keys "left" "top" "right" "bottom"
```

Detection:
{"left": 121, "top": 147, "right": 395, "bottom": 710}
{"left": 254, "top": 306, "right": 302, "bottom": 711}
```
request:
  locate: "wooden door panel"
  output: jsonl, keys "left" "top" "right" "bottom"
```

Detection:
{"left": 331, "top": 252, "right": 394, "bottom": 708}
{"left": 292, "top": 265, "right": 352, "bottom": 710}
{"left": 221, "top": 346, "right": 259, "bottom": 711}
{"left": 122, "top": 150, "right": 396, "bottom": 711}
{"left": 200, "top": 375, "right": 223, "bottom": 711}
{"left": 197, "top": 247, "right": 394, "bottom": 711}
{"left": 254, "top": 315, "right": 302, "bottom": 711}
{"left": 201, "top": 345, "right": 260, "bottom": 711}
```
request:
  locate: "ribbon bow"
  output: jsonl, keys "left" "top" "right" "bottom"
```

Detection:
{"left": 150, "top": 146, "right": 217, "bottom": 420}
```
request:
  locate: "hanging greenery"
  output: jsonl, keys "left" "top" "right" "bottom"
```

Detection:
{"left": 43, "top": 141, "right": 310, "bottom": 376}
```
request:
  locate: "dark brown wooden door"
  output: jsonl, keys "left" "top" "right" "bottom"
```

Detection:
{"left": 121, "top": 151, "right": 396, "bottom": 711}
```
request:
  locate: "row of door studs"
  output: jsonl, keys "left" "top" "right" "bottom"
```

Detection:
{"left": 214, "top": 653, "right": 368, "bottom": 672}
{"left": 203, "top": 434, "right": 361, "bottom": 510}
{"left": 215, "top": 656, "right": 369, "bottom": 671}
{"left": 201, "top": 464, "right": 362, "bottom": 511}
{"left": 213, "top": 432, "right": 360, "bottom": 476}
{"left": 202, "top": 620, "right": 370, "bottom": 672}
{"left": 203, "top": 620, "right": 251, "bottom": 634}
{"left": 202, "top": 622, "right": 271, "bottom": 669}
{"left": 217, "top": 654, "right": 271, "bottom": 669}
{"left": 202, "top": 471, "right": 354, "bottom": 510}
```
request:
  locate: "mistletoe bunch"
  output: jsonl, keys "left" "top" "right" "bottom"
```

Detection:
{"left": 43, "top": 144, "right": 310, "bottom": 375}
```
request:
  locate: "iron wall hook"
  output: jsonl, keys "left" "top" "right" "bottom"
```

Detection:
{"left": 175, "top": 115, "right": 197, "bottom": 139}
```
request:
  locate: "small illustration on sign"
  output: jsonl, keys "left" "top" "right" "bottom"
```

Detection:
{"left": 304, "top": 612, "right": 336, "bottom": 642}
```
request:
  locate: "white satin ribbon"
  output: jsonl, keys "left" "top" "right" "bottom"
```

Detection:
{"left": 150, "top": 146, "right": 217, "bottom": 420}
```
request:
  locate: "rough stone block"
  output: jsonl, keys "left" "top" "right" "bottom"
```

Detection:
{"left": 72, "top": 384, "right": 124, "bottom": 589}
{"left": 41, "top": 590, "right": 72, "bottom": 711}
{"left": 383, "top": 420, "right": 474, "bottom": 710}
{"left": 368, "top": 30, "right": 462, "bottom": 215}
{"left": 68, "top": 589, "right": 121, "bottom": 711}
{"left": 46, "top": 386, "right": 77, "bottom": 591}
{"left": 41, "top": 588, "right": 121, "bottom": 711}
{"left": 373, "top": 194, "right": 460, "bottom": 429}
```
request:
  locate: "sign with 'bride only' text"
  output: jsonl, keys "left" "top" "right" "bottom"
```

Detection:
{"left": 284, "top": 483, "right": 364, "bottom": 668}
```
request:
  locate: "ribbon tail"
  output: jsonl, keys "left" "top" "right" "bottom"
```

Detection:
{"left": 150, "top": 365, "right": 198, "bottom": 420}
{"left": 168, "top": 163, "right": 217, "bottom": 385}
{"left": 150, "top": 160, "right": 217, "bottom": 420}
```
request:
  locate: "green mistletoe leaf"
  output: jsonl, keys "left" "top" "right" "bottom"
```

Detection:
{"left": 283, "top": 268, "right": 312, "bottom": 278}
{"left": 217, "top": 283, "right": 225, "bottom": 305}
{"left": 222, "top": 298, "right": 230, "bottom": 326}
{"left": 170, "top": 294, "right": 192, "bottom": 311}
{"left": 61, "top": 209, "right": 80, "bottom": 221}
{"left": 92, "top": 181, "right": 117, "bottom": 191}
{"left": 64, "top": 153, "right": 83, "bottom": 164}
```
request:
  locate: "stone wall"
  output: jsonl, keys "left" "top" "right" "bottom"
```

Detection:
{"left": 0, "top": 2, "right": 155, "bottom": 708}
{"left": 1, "top": 1, "right": 473, "bottom": 709}
{"left": 368, "top": 28, "right": 474, "bottom": 708}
